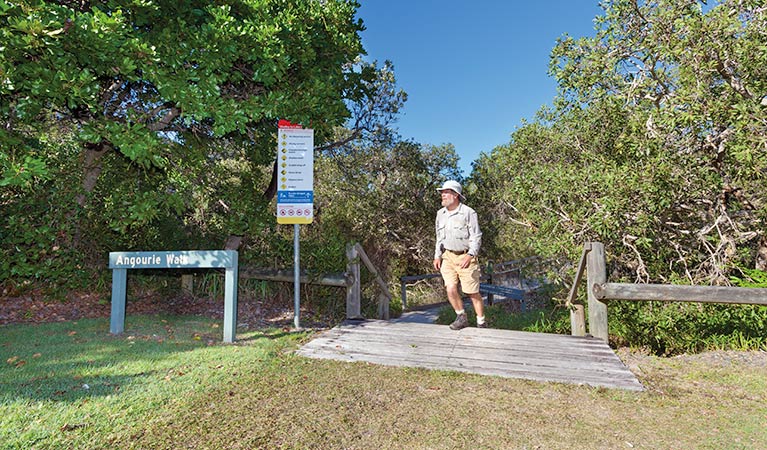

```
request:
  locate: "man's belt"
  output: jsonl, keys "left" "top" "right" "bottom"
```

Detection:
{"left": 445, "top": 249, "right": 468, "bottom": 255}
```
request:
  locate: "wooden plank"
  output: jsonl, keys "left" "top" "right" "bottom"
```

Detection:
{"left": 595, "top": 283, "right": 767, "bottom": 306}
{"left": 320, "top": 323, "right": 607, "bottom": 353}
{"left": 319, "top": 326, "right": 617, "bottom": 358}
{"left": 299, "top": 341, "right": 641, "bottom": 391}
{"left": 300, "top": 344, "right": 639, "bottom": 388}
{"left": 298, "top": 320, "right": 643, "bottom": 391}
{"left": 587, "top": 242, "right": 609, "bottom": 341}
{"left": 301, "top": 350, "right": 641, "bottom": 390}
{"left": 304, "top": 339, "right": 634, "bottom": 377}
{"left": 240, "top": 268, "right": 349, "bottom": 287}
{"left": 308, "top": 327, "right": 628, "bottom": 371}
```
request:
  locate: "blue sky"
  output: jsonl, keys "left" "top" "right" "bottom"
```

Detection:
{"left": 356, "top": 1, "right": 604, "bottom": 175}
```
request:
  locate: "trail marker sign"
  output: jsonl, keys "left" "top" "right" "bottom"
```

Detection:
{"left": 276, "top": 120, "right": 314, "bottom": 224}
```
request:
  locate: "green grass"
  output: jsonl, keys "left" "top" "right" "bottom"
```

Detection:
{"left": 0, "top": 315, "right": 303, "bottom": 449}
{"left": 2, "top": 315, "right": 766, "bottom": 449}
{"left": 436, "top": 302, "right": 571, "bottom": 334}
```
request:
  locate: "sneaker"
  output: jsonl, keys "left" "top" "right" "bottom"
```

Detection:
{"left": 477, "top": 321, "right": 489, "bottom": 329}
{"left": 449, "top": 313, "right": 469, "bottom": 330}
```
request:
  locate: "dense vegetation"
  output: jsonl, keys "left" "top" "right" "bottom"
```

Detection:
{"left": 470, "top": 0, "right": 767, "bottom": 352}
{"left": 2, "top": 0, "right": 765, "bottom": 352}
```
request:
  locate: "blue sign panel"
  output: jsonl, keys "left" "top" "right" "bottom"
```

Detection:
{"left": 277, "top": 191, "right": 314, "bottom": 203}
{"left": 109, "top": 250, "right": 237, "bottom": 269}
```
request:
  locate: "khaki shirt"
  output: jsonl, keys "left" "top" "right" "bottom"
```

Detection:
{"left": 434, "top": 203, "right": 482, "bottom": 259}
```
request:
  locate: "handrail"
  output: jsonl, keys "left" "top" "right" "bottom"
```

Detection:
{"left": 593, "top": 282, "right": 767, "bottom": 305}
{"left": 565, "top": 242, "right": 591, "bottom": 336}
{"left": 583, "top": 241, "right": 767, "bottom": 342}
{"left": 238, "top": 242, "right": 391, "bottom": 321}
{"left": 240, "top": 268, "right": 350, "bottom": 287}
{"left": 354, "top": 243, "right": 392, "bottom": 301}
{"left": 345, "top": 243, "right": 392, "bottom": 320}
{"left": 399, "top": 257, "right": 540, "bottom": 310}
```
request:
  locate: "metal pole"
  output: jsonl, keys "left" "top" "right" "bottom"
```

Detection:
{"left": 293, "top": 223, "right": 301, "bottom": 329}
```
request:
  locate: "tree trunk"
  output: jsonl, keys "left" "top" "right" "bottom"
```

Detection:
{"left": 72, "top": 143, "right": 108, "bottom": 249}
{"left": 76, "top": 142, "right": 108, "bottom": 207}
{"left": 262, "top": 158, "right": 278, "bottom": 201}
{"left": 224, "top": 235, "right": 243, "bottom": 250}
{"left": 757, "top": 236, "right": 767, "bottom": 271}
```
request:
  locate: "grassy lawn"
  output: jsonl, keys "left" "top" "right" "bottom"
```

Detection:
{"left": 2, "top": 315, "right": 766, "bottom": 449}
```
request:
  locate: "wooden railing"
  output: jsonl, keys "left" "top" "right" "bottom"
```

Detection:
{"left": 238, "top": 242, "right": 392, "bottom": 320}
{"left": 568, "top": 242, "right": 767, "bottom": 341}
{"left": 399, "top": 257, "right": 542, "bottom": 310}
{"left": 345, "top": 243, "right": 392, "bottom": 320}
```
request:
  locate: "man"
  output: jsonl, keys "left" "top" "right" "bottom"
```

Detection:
{"left": 433, "top": 180, "right": 486, "bottom": 330}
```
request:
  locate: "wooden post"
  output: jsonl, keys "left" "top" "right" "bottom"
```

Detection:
{"left": 586, "top": 242, "right": 609, "bottom": 341}
{"left": 400, "top": 281, "right": 408, "bottom": 311}
{"left": 181, "top": 274, "right": 194, "bottom": 294}
{"left": 570, "top": 304, "right": 586, "bottom": 336}
{"left": 346, "top": 243, "right": 361, "bottom": 319}
{"left": 567, "top": 242, "right": 590, "bottom": 336}
{"left": 377, "top": 292, "right": 390, "bottom": 320}
{"left": 486, "top": 261, "right": 494, "bottom": 305}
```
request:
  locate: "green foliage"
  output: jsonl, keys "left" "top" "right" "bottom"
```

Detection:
{"left": 473, "top": 0, "right": 767, "bottom": 284}
{"left": 608, "top": 302, "right": 767, "bottom": 355}
{"left": 436, "top": 301, "right": 571, "bottom": 334}
{"left": 470, "top": 1, "right": 767, "bottom": 352}
{"left": 1, "top": 1, "right": 410, "bottom": 291}
{"left": 316, "top": 139, "right": 462, "bottom": 278}
{"left": 730, "top": 268, "right": 767, "bottom": 288}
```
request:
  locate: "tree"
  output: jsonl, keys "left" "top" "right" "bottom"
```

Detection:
{"left": 0, "top": 0, "right": 405, "bottom": 285}
{"left": 473, "top": 0, "right": 767, "bottom": 284}
{"left": 314, "top": 137, "right": 462, "bottom": 278}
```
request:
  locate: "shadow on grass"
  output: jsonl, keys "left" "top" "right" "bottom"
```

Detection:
{"left": 0, "top": 314, "right": 264, "bottom": 402}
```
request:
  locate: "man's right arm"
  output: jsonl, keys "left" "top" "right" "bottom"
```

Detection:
{"left": 434, "top": 210, "right": 443, "bottom": 270}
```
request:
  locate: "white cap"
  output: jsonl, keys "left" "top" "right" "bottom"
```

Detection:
{"left": 437, "top": 180, "right": 466, "bottom": 201}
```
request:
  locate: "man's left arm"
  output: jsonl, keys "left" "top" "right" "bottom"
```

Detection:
{"left": 467, "top": 209, "right": 482, "bottom": 257}
{"left": 459, "top": 209, "right": 482, "bottom": 268}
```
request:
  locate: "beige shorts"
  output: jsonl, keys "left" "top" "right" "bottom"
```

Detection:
{"left": 440, "top": 251, "right": 481, "bottom": 294}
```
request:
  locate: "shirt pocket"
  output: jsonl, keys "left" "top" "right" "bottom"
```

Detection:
{"left": 437, "top": 225, "right": 446, "bottom": 241}
{"left": 450, "top": 219, "right": 470, "bottom": 239}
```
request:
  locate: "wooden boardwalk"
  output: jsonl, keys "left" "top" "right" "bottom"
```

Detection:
{"left": 297, "top": 320, "right": 643, "bottom": 391}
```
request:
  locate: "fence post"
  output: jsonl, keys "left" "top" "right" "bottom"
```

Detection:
{"left": 377, "top": 292, "right": 390, "bottom": 320}
{"left": 400, "top": 280, "right": 408, "bottom": 310}
{"left": 346, "top": 243, "right": 362, "bottom": 319}
{"left": 485, "top": 261, "right": 494, "bottom": 305}
{"left": 587, "top": 242, "right": 608, "bottom": 341}
{"left": 570, "top": 304, "right": 586, "bottom": 336}
{"left": 181, "top": 274, "right": 194, "bottom": 294}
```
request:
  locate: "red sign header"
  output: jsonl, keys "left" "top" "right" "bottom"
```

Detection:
{"left": 278, "top": 119, "right": 303, "bottom": 129}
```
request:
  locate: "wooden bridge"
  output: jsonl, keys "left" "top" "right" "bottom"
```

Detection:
{"left": 297, "top": 312, "right": 644, "bottom": 391}
{"left": 295, "top": 241, "right": 767, "bottom": 392}
{"left": 298, "top": 252, "right": 643, "bottom": 391}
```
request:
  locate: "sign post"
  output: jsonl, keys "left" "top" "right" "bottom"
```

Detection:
{"left": 276, "top": 120, "right": 314, "bottom": 329}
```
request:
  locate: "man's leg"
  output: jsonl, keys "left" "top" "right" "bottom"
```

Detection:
{"left": 441, "top": 253, "right": 469, "bottom": 330}
{"left": 468, "top": 292, "right": 484, "bottom": 318}
{"left": 445, "top": 283, "right": 464, "bottom": 312}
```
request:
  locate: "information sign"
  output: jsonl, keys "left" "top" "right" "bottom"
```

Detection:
{"left": 276, "top": 120, "right": 314, "bottom": 224}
